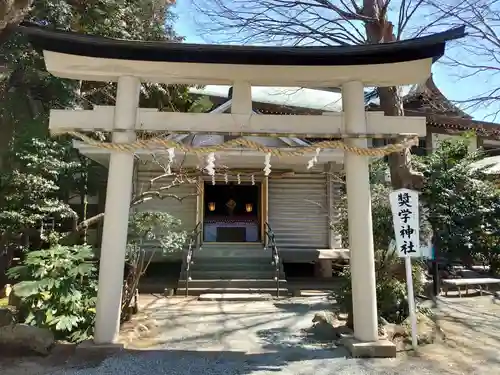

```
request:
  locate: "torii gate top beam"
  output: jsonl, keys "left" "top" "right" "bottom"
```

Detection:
{"left": 18, "top": 23, "right": 465, "bottom": 87}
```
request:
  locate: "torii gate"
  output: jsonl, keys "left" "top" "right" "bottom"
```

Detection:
{"left": 20, "top": 23, "right": 464, "bottom": 356}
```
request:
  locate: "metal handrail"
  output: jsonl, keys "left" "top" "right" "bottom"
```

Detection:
{"left": 185, "top": 222, "right": 203, "bottom": 297}
{"left": 264, "top": 222, "right": 281, "bottom": 297}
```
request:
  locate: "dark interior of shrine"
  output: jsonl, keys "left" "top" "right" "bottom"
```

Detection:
{"left": 204, "top": 183, "right": 259, "bottom": 218}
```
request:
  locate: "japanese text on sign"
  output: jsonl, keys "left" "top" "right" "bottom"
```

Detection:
{"left": 389, "top": 189, "right": 420, "bottom": 258}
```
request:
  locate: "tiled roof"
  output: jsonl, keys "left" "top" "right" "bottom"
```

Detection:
{"left": 425, "top": 114, "right": 500, "bottom": 138}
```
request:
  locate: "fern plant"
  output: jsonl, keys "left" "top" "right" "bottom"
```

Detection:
{"left": 7, "top": 245, "right": 98, "bottom": 343}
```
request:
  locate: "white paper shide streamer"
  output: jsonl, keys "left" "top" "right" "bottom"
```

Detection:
{"left": 224, "top": 173, "right": 228, "bottom": 184}
{"left": 264, "top": 153, "right": 272, "bottom": 176}
{"left": 251, "top": 174, "right": 255, "bottom": 185}
{"left": 237, "top": 173, "right": 241, "bottom": 185}
{"left": 307, "top": 148, "right": 321, "bottom": 170}
{"left": 166, "top": 147, "right": 175, "bottom": 175}
{"left": 204, "top": 152, "right": 216, "bottom": 176}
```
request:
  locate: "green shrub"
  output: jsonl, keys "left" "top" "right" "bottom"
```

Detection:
{"left": 127, "top": 211, "right": 188, "bottom": 255}
{"left": 335, "top": 248, "right": 425, "bottom": 324}
{"left": 5, "top": 211, "right": 188, "bottom": 342}
{"left": 7, "top": 245, "right": 97, "bottom": 343}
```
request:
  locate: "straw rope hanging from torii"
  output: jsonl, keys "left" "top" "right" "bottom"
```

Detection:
{"left": 63, "top": 131, "right": 419, "bottom": 157}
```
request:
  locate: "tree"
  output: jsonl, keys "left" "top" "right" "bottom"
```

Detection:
{"left": 0, "top": 0, "right": 202, "bottom": 285}
{"left": 416, "top": 136, "right": 500, "bottom": 273}
{"left": 190, "top": 0, "right": 460, "bottom": 189}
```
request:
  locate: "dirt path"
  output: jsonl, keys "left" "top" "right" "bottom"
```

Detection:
{"left": 1, "top": 295, "right": 499, "bottom": 375}
{"left": 416, "top": 296, "right": 500, "bottom": 374}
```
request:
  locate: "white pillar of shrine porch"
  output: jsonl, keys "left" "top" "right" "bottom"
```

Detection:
{"left": 94, "top": 76, "right": 140, "bottom": 344}
{"left": 342, "top": 81, "right": 379, "bottom": 342}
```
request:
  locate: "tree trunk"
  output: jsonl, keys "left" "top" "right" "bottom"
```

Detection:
{"left": 363, "top": 0, "right": 424, "bottom": 190}
{"left": 379, "top": 87, "right": 424, "bottom": 190}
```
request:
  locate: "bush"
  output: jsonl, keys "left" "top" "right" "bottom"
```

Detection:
{"left": 127, "top": 211, "right": 188, "bottom": 255}
{"left": 416, "top": 137, "right": 500, "bottom": 273}
{"left": 335, "top": 248, "right": 425, "bottom": 325}
{"left": 122, "top": 211, "right": 188, "bottom": 319}
{"left": 7, "top": 245, "right": 97, "bottom": 343}
{"left": 5, "top": 211, "right": 189, "bottom": 341}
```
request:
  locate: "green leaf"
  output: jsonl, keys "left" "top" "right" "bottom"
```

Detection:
{"left": 45, "top": 309, "right": 54, "bottom": 325}
{"left": 13, "top": 281, "right": 42, "bottom": 297}
{"left": 25, "top": 312, "right": 36, "bottom": 325}
{"left": 6, "top": 265, "right": 28, "bottom": 279}
{"left": 53, "top": 315, "right": 79, "bottom": 332}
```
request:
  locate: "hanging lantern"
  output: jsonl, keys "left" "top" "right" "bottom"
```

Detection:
{"left": 245, "top": 203, "right": 253, "bottom": 213}
{"left": 208, "top": 202, "right": 216, "bottom": 211}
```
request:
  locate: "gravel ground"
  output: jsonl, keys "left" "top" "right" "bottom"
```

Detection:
{"left": 3, "top": 295, "right": 500, "bottom": 375}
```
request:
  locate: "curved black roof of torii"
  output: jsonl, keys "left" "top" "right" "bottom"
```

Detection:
{"left": 18, "top": 22, "right": 465, "bottom": 66}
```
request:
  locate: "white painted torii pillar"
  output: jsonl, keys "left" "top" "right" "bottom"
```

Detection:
{"left": 342, "top": 81, "right": 378, "bottom": 342}
{"left": 93, "top": 76, "right": 140, "bottom": 344}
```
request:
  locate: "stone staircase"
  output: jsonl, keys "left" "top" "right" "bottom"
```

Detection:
{"left": 177, "top": 243, "right": 288, "bottom": 297}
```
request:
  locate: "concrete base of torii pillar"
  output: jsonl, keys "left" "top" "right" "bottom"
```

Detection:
{"left": 341, "top": 81, "right": 396, "bottom": 358}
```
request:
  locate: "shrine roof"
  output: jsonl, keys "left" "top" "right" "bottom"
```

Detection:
{"left": 425, "top": 114, "right": 500, "bottom": 135}
{"left": 404, "top": 75, "right": 471, "bottom": 118}
{"left": 190, "top": 85, "right": 343, "bottom": 112}
{"left": 18, "top": 22, "right": 464, "bottom": 66}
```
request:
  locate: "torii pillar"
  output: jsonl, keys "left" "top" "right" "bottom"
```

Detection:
{"left": 342, "top": 81, "right": 378, "bottom": 343}
{"left": 94, "top": 76, "right": 140, "bottom": 344}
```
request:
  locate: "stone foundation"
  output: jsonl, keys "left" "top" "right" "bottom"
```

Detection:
{"left": 314, "top": 259, "right": 333, "bottom": 278}
{"left": 342, "top": 337, "right": 397, "bottom": 358}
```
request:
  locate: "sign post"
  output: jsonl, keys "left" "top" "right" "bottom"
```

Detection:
{"left": 389, "top": 188, "right": 420, "bottom": 350}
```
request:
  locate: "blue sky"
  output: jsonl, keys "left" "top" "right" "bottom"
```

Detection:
{"left": 172, "top": 2, "right": 492, "bottom": 121}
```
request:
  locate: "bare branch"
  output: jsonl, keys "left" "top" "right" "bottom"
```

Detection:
{"left": 0, "top": 0, "right": 32, "bottom": 37}
{"left": 187, "top": 0, "right": 459, "bottom": 189}
{"left": 424, "top": 0, "right": 500, "bottom": 119}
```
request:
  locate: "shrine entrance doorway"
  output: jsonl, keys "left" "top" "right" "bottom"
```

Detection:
{"left": 203, "top": 182, "right": 261, "bottom": 243}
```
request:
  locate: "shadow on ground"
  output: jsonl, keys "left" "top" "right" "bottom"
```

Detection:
{"left": 4, "top": 295, "right": 500, "bottom": 375}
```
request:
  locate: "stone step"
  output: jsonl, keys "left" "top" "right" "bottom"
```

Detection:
{"left": 198, "top": 293, "right": 273, "bottom": 301}
{"left": 190, "top": 256, "right": 278, "bottom": 265}
{"left": 176, "top": 287, "right": 289, "bottom": 297}
{"left": 178, "top": 279, "right": 287, "bottom": 290}
{"left": 195, "top": 247, "right": 271, "bottom": 258}
{"left": 187, "top": 263, "right": 281, "bottom": 273}
{"left": 201, "top": 243, "right": 264, "bottom": 248}
{"left": 186, "top": 270, "right": 283, "bottom": 279}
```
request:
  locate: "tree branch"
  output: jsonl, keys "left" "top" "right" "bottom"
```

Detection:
{"left": 0, "top": 0, "right": 32, "bottom": 37}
